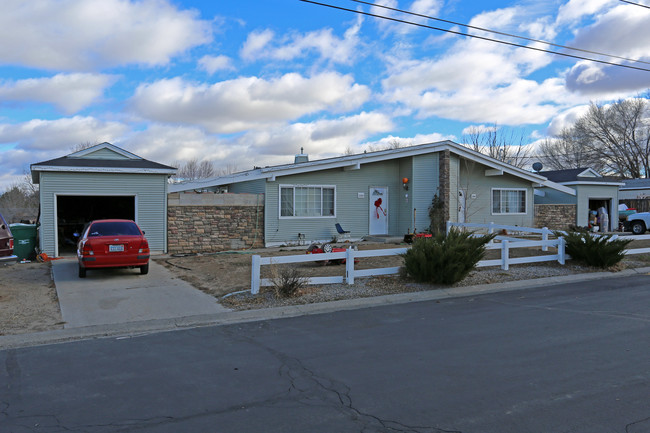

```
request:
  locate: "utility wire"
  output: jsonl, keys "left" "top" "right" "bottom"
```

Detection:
{"left": 619, "top": 0, "right": 650, "bottom": 9}
{"left": 299, "top": 0, "right": 650, "bottom": 73}
{"left": 354, "top": 0, "right": 650, "bottom": 66}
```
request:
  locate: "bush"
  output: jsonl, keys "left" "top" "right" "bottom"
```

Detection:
{"left": 270, "top": 265, "right": 308, "bottom": 298}
{"left": 401, "top": 229, "right": 496, "bottom": 284}
{"left": 558, "top": 231, "right": 632, "bottom": 269}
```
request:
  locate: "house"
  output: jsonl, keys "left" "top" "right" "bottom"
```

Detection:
{"left": 619, "top": 178, "right": 650, "bottom": 200}
{"left": 534, "top": 167, "right": 623, "bottom": 231}
{"left": 31, "top": 143, "right": 176, "bottom": 257}
{"left": 170, "top": 140, "right": 573, "bottom": 248}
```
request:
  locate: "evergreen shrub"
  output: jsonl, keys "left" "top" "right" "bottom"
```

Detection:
{"left": 401, "top": 229, "right": 496, "bottom": 284}
{"left": 557, "top": 231, "right": 632, "bottom": 269}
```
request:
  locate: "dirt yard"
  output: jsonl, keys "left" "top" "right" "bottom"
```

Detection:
{"left": 0, "top": 261, "right": 64, "bottom": 335}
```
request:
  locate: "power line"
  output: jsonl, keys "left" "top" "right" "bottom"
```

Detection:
{"left": 299, "top": 0, "right": 650, "bottom": 73}
{"left": 619, "top": 0, "right": 650, "bottom": 10}
{"left": 353, "top": 0, "right": 650, "bottom": 66}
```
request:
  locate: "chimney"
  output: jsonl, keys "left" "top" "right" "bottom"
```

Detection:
{"left": 294, "top": 147, "right": 309, "bottom": 164}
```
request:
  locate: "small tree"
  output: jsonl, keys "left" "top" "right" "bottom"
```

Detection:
{"left": 428, "top": 191, "right": 446, "bottom": 234}
{"left": 401, "top": 229, "right": 496, "bottom": 284}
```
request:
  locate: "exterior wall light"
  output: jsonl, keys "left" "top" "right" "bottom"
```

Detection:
{"left": 402, "top": 177, "right": 409, "bottom": 190}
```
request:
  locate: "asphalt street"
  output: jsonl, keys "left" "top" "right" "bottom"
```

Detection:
{"left": 3, "top": 273, "right": 650, "bottom": 432}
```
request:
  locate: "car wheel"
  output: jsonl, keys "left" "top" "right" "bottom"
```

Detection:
{"left": 140, "top": 264, "right": 149, "bottom": 275}
{"left": 631, "top": 221, "right": 646, "bottom": 235}
{"left": 78, "top": 265, "right": 86, "bottom": 278}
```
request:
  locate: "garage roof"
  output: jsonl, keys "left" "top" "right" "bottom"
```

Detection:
{"left": 31, "top": 142, "right": 176, "bottom": 183}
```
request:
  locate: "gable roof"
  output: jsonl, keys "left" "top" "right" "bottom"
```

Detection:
{"left": 31, "top": 142, "right": 176, "bottom": 183}
{"left": 539, "top": 167, "right": 623, "bottom": 187}
{"left": 620, "top": 178, "right": 650, "bottom": 190}
{"left": 170, "top": 140, "right": 575, "bottom": 195}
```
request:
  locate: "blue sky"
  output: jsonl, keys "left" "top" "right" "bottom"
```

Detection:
{"left": 1, "top": 0, "right": 650, "bottom": 190}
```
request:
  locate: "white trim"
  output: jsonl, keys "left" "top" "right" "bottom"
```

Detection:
{"left": 278, "top": 184, "right": 337, "bottom": 219}
{"left": 69, "top": 142, "right": 142, "bottom": 159}
{"left": 53, "top": 193, "right": 138, "bottom": 257}
{"left": 560, "top": 180, "right": 625, "bottom": 187}
{"left": 31, "top": 166, "right": 176, "bottom": 175}
{"left": 577, "top": 168, "right": 601, "bottom": 178}
{"left": 538, "top": 180, "right": 576, "bottom": 195}
{"left": 491, "top": 188, "right": 528, "bottom": 216}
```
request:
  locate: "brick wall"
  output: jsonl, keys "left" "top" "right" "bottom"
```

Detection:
{"left": 167, "top": 192, "right": 264, "bottom": 254}
{"left": 534, "top": 204, "right": 576, "bottom": 230}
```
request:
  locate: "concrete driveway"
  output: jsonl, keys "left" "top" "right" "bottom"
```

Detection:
{"left": 52, "top": 258, "right": 228, "bottom": 328}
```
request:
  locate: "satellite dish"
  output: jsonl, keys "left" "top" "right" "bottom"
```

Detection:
{"left": 532, "top": 162, "right": 543, "bottom": 172}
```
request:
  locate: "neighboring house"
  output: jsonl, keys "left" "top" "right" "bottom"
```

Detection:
{"left": 534, "top": 168, "right": 623, "bottom": 231}
{"left": 31, "top": 143, "right": 176, "bottom": 257}
{"left": 171, "top": 140, "right": 573, "bottom": 247}
{"left": 619, "top": 178, "right": 650, "bottom": 200}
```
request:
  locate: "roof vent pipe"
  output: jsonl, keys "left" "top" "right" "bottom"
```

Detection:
{"left": 294, "top": 147, "right": 309, "bottom": 164}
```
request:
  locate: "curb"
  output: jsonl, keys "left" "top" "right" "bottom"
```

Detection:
{"left": 2, "top": 267, "right": 650, "bottom": 350}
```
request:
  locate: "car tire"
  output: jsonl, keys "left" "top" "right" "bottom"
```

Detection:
{"left": 78, "top": 265, "right": 86, "bottom": 278}
{"left": 631, "top": 221, "right": 646, "bottom": 235}
{"left": 140, "top": 264, "right": 149, "bottom": 275}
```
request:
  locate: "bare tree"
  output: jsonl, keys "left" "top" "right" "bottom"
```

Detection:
{"left": 172, "top": 159, "right": 216, "bottom": 182}
{"left": 537, "top": 127, "right": 605, "bottom": 171}
{"left": 0, "top": 174, "right": 39, "bottom": 223}
{"left": 573, "top": 97, "right": 650, "bottom": 178}
{"left": 70, "top": 141, "right": 99, "bottom": 152}
{"left": 462, "top": 124, "right": 532, "bottom": 168}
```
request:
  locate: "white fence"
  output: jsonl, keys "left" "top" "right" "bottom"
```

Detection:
{"left": 249, "top": 224, "right": 650, "bottom": 294}
{"left": 250, "top": 247, "right": 406, "bottom": 294}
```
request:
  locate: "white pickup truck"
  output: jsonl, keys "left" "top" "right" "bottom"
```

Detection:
{"left": 626, "top": 212, "right": 650, "bottom": 234}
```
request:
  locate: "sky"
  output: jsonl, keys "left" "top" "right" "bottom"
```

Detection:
{"left": 1, "top": 0, "right": 650, "bottom": 190}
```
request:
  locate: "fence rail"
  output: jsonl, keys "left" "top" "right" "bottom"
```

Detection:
{"left": 249, "top": 225, "right": 650, "bottom": 294}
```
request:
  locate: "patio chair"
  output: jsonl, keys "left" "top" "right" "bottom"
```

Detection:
{"left": 335, "top": 223, "right": 350, "bottom": 241}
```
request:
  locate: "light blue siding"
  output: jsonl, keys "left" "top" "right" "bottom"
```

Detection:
{"left": 459, "top": 161, "right": 535, "bottom": 226}
{"left": 411, "top": 153, "right": 439, "bottom": 232}
{"left": 263, "top": 161, "right": 403, "bottom": 245}
{"left": 39, "top": 172, "right": 169, "bottom": 256}
{"left": 82, "top": 148, "right": 131, "bottom": 159}
{"left": 230, "top": 179, "right": 265, "bottom": 194}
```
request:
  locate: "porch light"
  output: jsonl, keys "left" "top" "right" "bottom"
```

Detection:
{"left": 402, "top": 177, "right": 409, "bottom": 190}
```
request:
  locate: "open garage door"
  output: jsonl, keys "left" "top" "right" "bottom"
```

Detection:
{"left": 56, "top": 195, "right": 135, "bottom": 255}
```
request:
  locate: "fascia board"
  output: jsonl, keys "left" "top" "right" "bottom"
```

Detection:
{"left": 30, "top": 165, "right": 176, "bottom": 175}
{"left": 561, "top": 181, "right": 625, "bottom": 187}
{"left": 69, "top": 142, "right": 142, "bottom": 159}
{"left": 540, "top": 180, "right": 577, "bottom": 195}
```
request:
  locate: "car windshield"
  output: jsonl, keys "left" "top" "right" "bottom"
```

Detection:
{"left": 88, "top": 222, "right": 140, "bottom": 237}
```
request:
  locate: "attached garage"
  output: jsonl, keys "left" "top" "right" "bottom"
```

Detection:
{"left": 31, "top": 143, "right": 176, "bottom": 257}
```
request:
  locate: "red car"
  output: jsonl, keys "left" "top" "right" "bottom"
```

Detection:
{"left": 77, "top": 219, "right": 150, "bottom": 278}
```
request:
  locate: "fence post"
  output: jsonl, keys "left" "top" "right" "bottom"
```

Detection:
{"left": 558, "top": 237, "right": 565, "bottom": 265}
{"left": 346, "top": 247, "right": 355, "bottom": 285}
{"left": 488, "top": 222, "right": 495, "bottom": 245}
{"left": 542, "top": 227, "right": 549, "bottom": 252}
{"left": 501, "top": 240, "right": 509, "bottom": 270}
{"left": 446, "top": 221, "right": 452, "bottom": 234}
{"left": 251, "top": 255, "right": 261, "bottom": 294}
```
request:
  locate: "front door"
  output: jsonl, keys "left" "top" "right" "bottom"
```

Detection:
{"left": 369, "top": 187, "right": 388, "bottom": 235}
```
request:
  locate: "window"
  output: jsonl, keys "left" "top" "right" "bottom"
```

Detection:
{"left": 280, "top": 185, "right": 336, "bottom": 218}
{"left": 492, "top": 189, "right": 526, "bottom": 214}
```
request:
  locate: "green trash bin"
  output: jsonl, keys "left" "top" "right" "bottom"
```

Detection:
{"left": 10, "top": 223, "right": 37, "bottom": 260}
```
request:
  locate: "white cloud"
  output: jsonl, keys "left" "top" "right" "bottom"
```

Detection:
{"left": 198, "top": 55, "right": 234, "bottom": 74}
{"left": 0, "top": 116, "right": 129, "bottom": 189}
{"left": 0, "top": 0, "right": 212, "bottom": 70}
{"left": 130, "top": 72, "right": 371, "bottom": 133}
{"left": 546, "top": 105, "right": 591, "bottom": 136}
{"left": 240, "top": 20, "right": 362, "bottom": 65}
{"left": 0, "top": 116, "right": 128, "bottom": 152}
{"left": 0, "top": 73, "right": 117, "bottom": 114}
{"left": 556, "top": 0, "right": 615, "bottom": 26}
{"left": 461, "top": 124, "right": 498, "bottom": 136}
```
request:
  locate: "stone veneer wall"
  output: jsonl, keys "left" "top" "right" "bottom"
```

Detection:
{"left": 534, "top": 204, "right": 577, "bottom": 230}
{"left": 167, "top": 192, "right": 264, "bottom": 254}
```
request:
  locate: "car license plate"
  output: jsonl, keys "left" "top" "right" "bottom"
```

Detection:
{"left": 109, "top": 244, "right": 124, "bottom": 252}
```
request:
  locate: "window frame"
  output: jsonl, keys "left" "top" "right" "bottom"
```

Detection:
{"left": 491, "top": 188, "right": 528, "bottom": 215}
{"left": 278, "top": 184, "right": 337, "bottom": 219}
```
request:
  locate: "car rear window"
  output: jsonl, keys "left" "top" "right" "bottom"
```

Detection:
{"left": 88, "top": 222, "right": 141, "bottom": 237}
